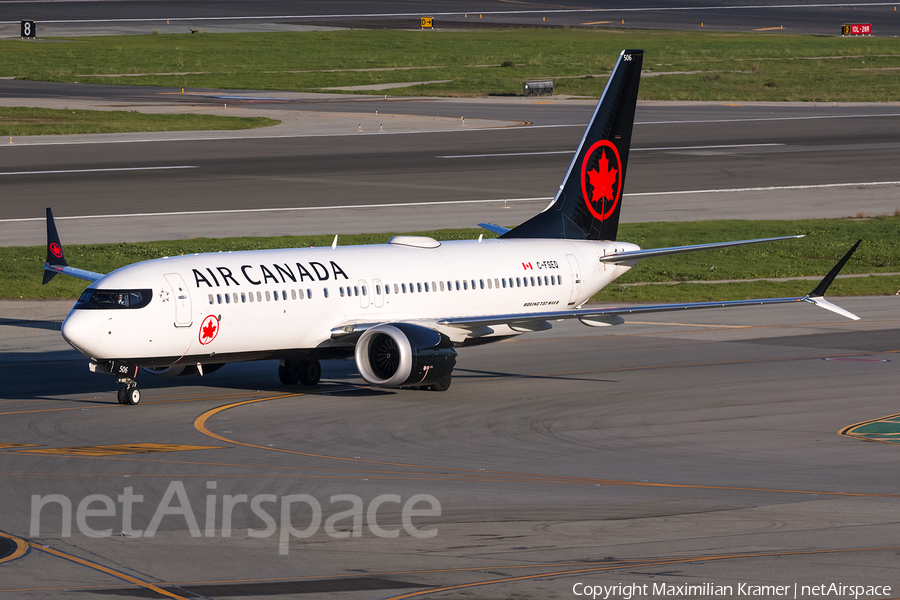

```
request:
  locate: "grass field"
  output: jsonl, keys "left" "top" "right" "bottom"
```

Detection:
{"left": 3, "top": 29, "right": 900, "bottom": 100}
{"left": 0, "top": 107, "right": 278, "bottom": 136}
{"left": 7, "top": 217, "right": 900, "bottom": 301}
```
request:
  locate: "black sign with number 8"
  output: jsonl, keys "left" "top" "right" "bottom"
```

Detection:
{"left": 21, "top": 21, "right": 36, "bottom": 38}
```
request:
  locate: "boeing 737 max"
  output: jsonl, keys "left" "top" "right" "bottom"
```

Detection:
{"left": 43, "top": 49, "right": 861, "bottom": 405}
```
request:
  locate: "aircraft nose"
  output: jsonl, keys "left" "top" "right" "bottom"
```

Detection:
{"left": 61, "top": 309, "right": 101, "bottom": 355}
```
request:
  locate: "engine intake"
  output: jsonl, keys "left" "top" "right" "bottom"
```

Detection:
{"left": 355, "top": 323, "right": 456, "bottom": 388}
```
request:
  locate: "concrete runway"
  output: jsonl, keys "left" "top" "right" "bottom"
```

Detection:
{"left": 2, "top": 0, "right": 899, "bottom": 36}
{"left": 2, "top": 82, "right": 900, "bottom": 245}
{"left": 1, "top": 297, "right": 899, "bottom": 598}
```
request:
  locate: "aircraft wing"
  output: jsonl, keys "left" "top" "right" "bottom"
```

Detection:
{"left": 599, "top": 235, "right": 804, "bottom": 263}
{"left": 439, "top": 240, "right": 863, "bottom": 329}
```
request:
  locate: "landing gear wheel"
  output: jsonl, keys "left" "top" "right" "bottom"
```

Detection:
{"left": 118, "top": 385, "right": 141, "bottom": 405}
{"left": 278, "top": 362, "right": 301, "bottom": 386}
{"left": 430, "top": 375, "right": 451, "bottom": 392}
{"left": 297, "top": 360, "right": 321, "bottom": 386}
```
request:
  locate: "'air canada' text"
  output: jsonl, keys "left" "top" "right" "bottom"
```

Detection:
{"left": 192, "top": 261, "right": 349, "bottom": 288}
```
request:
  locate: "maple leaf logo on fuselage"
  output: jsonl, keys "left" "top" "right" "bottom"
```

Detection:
{"left": 201, "top": 320, "right": 217, "bottom": 340}
{"left": 199, "top": 315, "right": 219, "bottom": 345}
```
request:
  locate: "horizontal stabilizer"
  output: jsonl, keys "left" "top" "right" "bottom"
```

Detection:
{"left": 43, "top": 263, "right": 104, "bottom": 283}
{"left": 599, "top": 235, "right": 804, "bottom": 263}
{"left": 477, "top": 223, "right": 511, "bottom": 235}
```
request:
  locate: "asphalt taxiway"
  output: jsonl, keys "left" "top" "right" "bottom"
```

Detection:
{"left": 2, "top": 82, "right": 900, "bottom": 245}
{"left": 1, "top": 297, "right": 899, "bottom": 599}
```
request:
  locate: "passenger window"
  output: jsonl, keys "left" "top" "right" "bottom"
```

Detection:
{"left": 225, "top": 294, "right": 230, "bottom": 304}
{"left": 455, "top": 280, "right": 460, "bottom": 291}
{"left": 417, "top": 283, "right": 422, "bottom": 293}
{"left": 486, "top": 279, "right": 492, "bottom": 289}
{"left": 376, "top": 285, "right": 381, "bottom": 295}
{"left": 463, "top": 280, "right": 468, "bottom": 290}
{"left": 544, "top": 276, "right": 549, "bottom": 286}
{"left": 431, "top": 281, "right": 437, "bottom": 291}
{"left": 394, "top": 284, "right": 399, "bottom": 294}
{"left": 282, "top": 291, "right": 287, "bottom": 300}
{"left": 241, "top": 293, "right": 246, "bottom": 302}
{"left": 501, "top": 279, "right": 506, "bottom": 288}
{"left": 249, "top": 293, "right": 254, "bottom": 303}
{"left": 537, "top": 277, "right": 542, "bottom": 286}
{"left": 530, "top": 277, "right": 535, "bottom": 286}
{"left": 439, "top": 281, "right": 445, "bottom": 291}
{"left": 291, "top": 289, "right": 296, "bottom": 300}
{"left": 494, "top": 278, "right": 499, "bottom": 288}
{"left": 402, "top": 283, "right": 407, "bottom": 293}
{"left": 340, "top": 286, "right": 345, "bottom": 297}
{"left": 307, "top": 289, "right": 312, "bottom": 299}
{"left": 208, "top": 294, "right": 214, "bottom": 305}
{"left": 217, "top": 293, "right": 222, "bottom": 304}
{"left": 424, "top": 282, "right": 429, "bottom": 292}
{"left": 266, "top": 291, "right": 271, "bottom": 301}
{"left": 256, "top": 292, "right": 262, "bottom": 302}
{"left": 298, "top": 289, "right": 304, "bottom": 299}
{"left": 480, "top": 279, "right": 484, "bottom": 289}
{"left": 323, "top": 288, "right": 328, "bottom": 298}
{"left": 558, "top": 275, "right": 562, "bottom": 285}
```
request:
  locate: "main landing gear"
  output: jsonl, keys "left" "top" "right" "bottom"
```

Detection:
{"left": 117, "top": 379, "right": 141, "bottom": 405}
{"left": 279, "top": 359, "right": 322, "bottom": 387}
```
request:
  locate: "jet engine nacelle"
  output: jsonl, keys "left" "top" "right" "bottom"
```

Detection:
{"left": 354, "top": 323, "right": 456, "bottom": 388}
{"left": 144, "top": 363, "right": 225, "bottom": 377}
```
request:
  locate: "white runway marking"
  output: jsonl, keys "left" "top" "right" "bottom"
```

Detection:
{"left": 2, "top": 180, "right": 899, "bottom": 223}
{"left": 0, "top": 166, "right": 198, "bottom": 176}
{"left": 438, "top": 143, "right": 784, "bottom": 158}
{"left": 0, "top": 197, "right": 552, "bottom": 223}
{"left": 629, "top": 180, "right": 900, "bottom": 197}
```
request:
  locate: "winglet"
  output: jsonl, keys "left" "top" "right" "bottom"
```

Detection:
{"left": 43, "top": 207, "right": 68, "bottom": 285}
{"left": 808, "top": 240, "right": 862, "bottom": 298}
{"left": 802, "top": 240, "right": 862, "bottom": 320}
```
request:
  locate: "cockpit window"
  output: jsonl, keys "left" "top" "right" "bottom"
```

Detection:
{"left": 76, "top": 289, "right": 152, "bottom": 310}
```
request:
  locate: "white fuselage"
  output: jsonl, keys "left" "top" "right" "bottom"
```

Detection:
{"left": 61, "top": 237, "right": 638, "bottom": 365}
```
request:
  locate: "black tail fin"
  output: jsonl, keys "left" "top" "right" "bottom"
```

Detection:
{"left": 502, "top": 49, "right": 643, "bottom": 241}
{"left": 43, "top": 207, "right": 68, "bottom": 285}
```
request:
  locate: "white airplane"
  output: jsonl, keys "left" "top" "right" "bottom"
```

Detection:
{"left": 44, "top": 49, "right": 861, "bottom": 405}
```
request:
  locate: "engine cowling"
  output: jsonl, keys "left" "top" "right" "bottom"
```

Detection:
{"left": 144, "top": 363, "right": 225, "bottom": 377}
{"left": 355, "top": 323, "right": 456, "bottom": 388}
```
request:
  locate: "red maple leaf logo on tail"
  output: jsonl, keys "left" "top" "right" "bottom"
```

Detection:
{"left": 587, "top": 149, "right": 618, "bottom": 205}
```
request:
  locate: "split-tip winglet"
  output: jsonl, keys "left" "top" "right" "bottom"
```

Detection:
{"left": 801, "top": 240, "right": 863, "bottom": 320}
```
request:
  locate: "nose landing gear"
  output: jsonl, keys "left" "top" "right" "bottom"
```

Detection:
{"left": 117, "top": 379, "right": 141, "bottom": 405}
